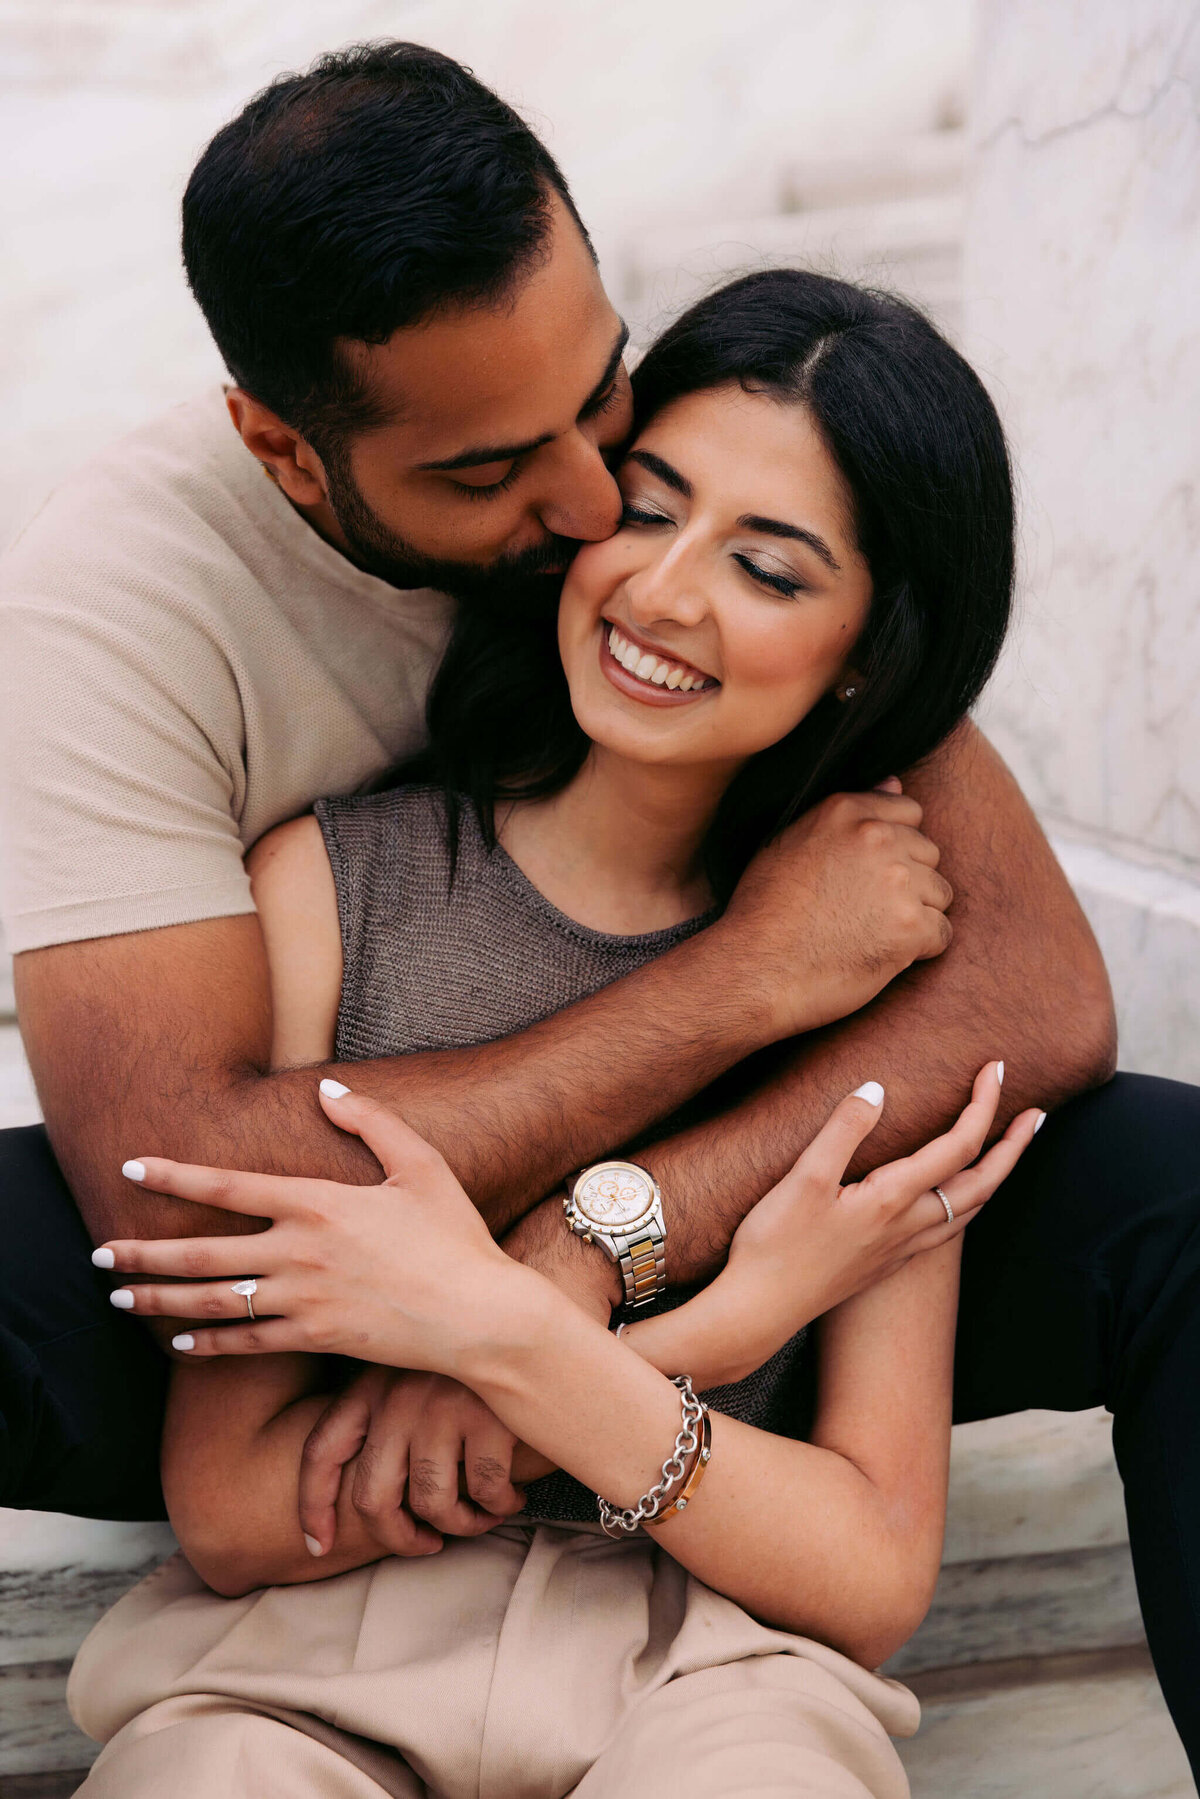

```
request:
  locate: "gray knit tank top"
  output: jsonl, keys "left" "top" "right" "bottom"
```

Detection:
{"left": 316, "top": 785, "right": 812, "bottom": 1524}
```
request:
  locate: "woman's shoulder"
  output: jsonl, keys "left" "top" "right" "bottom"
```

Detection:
{"left": 314, "top": 781, "right": 450, "bottom": 842}
{"left": 313, "top": 783, "right": 469, "bottom": 891}
{"left": 247, "top": 811, "right": 331, "bottom": 888}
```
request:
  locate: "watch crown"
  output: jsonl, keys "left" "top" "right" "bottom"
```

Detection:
{"left": 583, "top": 1231, "right": 592, "bottom": 1244}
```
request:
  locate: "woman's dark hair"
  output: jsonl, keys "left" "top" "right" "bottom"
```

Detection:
{"left": 418, "top": 268, "right": 1015, "bottom": 899}
{"left": 182, "top": 41, "right": 588, "bottom": 447}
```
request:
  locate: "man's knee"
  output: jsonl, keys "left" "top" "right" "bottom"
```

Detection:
{"left": 0, "top": 1124, "right": 167, "bottom": 1516}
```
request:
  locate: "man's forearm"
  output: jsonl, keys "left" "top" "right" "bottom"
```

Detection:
{"left": 18, "top": 911, "right": 770, "bottom": 1251}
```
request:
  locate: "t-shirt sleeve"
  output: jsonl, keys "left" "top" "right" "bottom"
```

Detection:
{"left": 0, "top": 587, "right": 255, "bottom": 954}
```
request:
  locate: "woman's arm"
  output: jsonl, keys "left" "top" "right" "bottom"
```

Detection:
{"left": 476, "top": 1237, "right": 962, "bottom": 1665}
{"left": 106, "top": 1068, "right": 1035, "bottom": 1651}
{"left": 245, "top": 816, "right": 342, "bottom": 1068}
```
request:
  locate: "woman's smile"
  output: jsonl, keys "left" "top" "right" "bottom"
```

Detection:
{"left": 599, "top": 618, "right": 719, "bottom": 708}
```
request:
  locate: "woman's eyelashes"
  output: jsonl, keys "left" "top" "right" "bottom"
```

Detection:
{"left": 733, "top": 554, "right": 805, "bottom": 599}
{"left": 620, "top": 501, "right": 672, "bottom": 527}
{"left": 619, "top": 494, "right": 807, "bottom": 596}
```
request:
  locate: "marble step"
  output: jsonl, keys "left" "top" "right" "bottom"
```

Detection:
{"left": 900, "top": 1648, "right": 1191, "bottom": 1797}
{"left": 0, "top": 1406, "right": 1143, "bottom": 1777}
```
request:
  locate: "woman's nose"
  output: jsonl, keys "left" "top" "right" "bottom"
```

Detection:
{"left": 535, "top": 433, "right": 623, "bottom": 543}
{"left": 624, "top": 542, "right": 709, "bottom": 630}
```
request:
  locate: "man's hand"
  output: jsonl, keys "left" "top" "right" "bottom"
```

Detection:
{"left": 715, "top": 786, "right": 953, "bottom": 1040}
{"left": 294, "top": 1175, "right": 615, "bottom": 1557}
{"left": 297, "top": 1365, "right": 526, "bottom": 1559}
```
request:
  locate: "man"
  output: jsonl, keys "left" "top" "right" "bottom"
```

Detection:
{"left": 0, "top": 39, "right": 1197, "bottom": 1766}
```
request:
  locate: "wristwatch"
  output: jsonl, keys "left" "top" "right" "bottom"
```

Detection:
{"left": 564, "top": 1160, "right": 667, "bottom": 1308}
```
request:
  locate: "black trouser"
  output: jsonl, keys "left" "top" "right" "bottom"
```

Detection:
{"left": 2, "top": 1076, "right": 1200, "bottom": 1765}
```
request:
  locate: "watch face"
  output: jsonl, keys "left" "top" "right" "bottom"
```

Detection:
{"left": 575, "top": 1162, "right": 656, "bottom": 1231}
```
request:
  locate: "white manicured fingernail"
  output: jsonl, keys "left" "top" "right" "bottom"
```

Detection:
{"left": 319, "top": 1079, "right": 350, "bottom": 1099}
{"left": 109, "top": 1289, "right": 135, "bottom": 1310}
{"left": 122, "top": 1160, "right": 146, "bottom": 1182}
{"left": 853, "top": 1081, "right": 885, "bottom": 1107}
{"left": 1034, "top": 1111, "right": 1047, "bottom": 1134}
{"left": 996, "top": 1061, "right": 1005, "bottom": 1086}
{"left": 172, "top": 1334, "right": 195, "bottom": 1351}
{"left": 303, "top": 1533, "right": 325, "bottom": 1557}
{"left": 91, "top": 1247, "right": 115, "bottom": 1269}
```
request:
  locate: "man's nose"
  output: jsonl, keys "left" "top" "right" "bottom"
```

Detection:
{"left": 535, "top": 433, "right": 624, "bottom": 543}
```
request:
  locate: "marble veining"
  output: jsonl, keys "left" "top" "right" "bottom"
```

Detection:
{"left": 967, "top": 0, "right": 1200, "bottom": 869}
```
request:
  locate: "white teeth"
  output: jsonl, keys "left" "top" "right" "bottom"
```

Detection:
{"left": 606, "top": 623, "right": 711, "bottom": 693}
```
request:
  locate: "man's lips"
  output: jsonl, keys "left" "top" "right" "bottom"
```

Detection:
{"left": 598, "top": 620, "right": 718, "bottom": 708}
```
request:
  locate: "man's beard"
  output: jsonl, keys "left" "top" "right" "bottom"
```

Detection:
{"left": 324, "top": 450, "right": 573, "bottom": 623}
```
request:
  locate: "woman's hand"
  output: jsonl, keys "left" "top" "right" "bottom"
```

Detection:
{"left": 93, "top": 1082, "right": 538, "bottom": 1371}
{"left": 624, "top": 1063, "right": 1042, "bottom": 1387}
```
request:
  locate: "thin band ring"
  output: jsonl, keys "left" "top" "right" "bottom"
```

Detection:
{"left": 934, "top": 1187, "right": 954, "bottom": 1224}
{"left": 231, "top": 1278, "right": 258, "bottom": 1321}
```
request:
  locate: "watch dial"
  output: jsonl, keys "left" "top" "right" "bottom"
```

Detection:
{"left": 576, "top": 1163, "right": 655, "bottom": 1229}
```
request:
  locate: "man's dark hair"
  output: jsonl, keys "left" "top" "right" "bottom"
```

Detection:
{"left": 182, "top": 40, "right": 588, "bottom": 444}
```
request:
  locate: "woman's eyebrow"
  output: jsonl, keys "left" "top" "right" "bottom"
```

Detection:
{"left": 628, "top": 450, "right": 841, "bottom": 572}
{"left": 738, "top": 514, "right": 841, "bottom": 573}
{"left": 626, "top": 449, "right": 692, "bottom": 497}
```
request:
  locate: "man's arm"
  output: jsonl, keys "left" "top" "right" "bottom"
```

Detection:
{"left": 507, "top": 725, "right": 1117, "bottom": 1297}
{"left": 16, "top": 782, "right": 951, "bottom": 1275}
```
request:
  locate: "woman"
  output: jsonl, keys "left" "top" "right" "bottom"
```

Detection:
{"left": 71, "top": 271, "right": 1043, "bottom": 1799}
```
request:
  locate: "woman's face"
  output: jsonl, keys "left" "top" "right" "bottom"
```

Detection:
{"left": 557, "top": 383, "right": 873, "bottom": 776}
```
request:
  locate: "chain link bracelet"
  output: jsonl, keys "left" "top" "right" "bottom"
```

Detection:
{"left": 597, "top": 1375, "right": 708, "bottom": 1537}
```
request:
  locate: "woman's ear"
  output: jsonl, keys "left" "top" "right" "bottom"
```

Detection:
{"left": 834, "top": 667, "right": 865, "bottom": 704}
{"left": 225, "top": 389, "right": 329, "bottom": 508}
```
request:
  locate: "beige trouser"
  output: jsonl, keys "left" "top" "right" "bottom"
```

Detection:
{"left": 69, "top": 1525, "right": 918, "bottom": 1799}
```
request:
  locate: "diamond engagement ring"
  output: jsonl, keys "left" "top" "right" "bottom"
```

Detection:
{"left": 231, "top": 1278, "right": 258, "bottom": 1320}
{"left": 934, "top": 1187, "right": 954, "bottom": 1224}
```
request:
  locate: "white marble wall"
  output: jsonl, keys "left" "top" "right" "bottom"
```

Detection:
{"left": 965, "top": 0, "right": 1200, "bottom": 1079}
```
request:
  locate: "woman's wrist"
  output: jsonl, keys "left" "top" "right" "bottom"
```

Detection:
{"left": 450, "top": 1259, "right": 582, "bottom": 1394}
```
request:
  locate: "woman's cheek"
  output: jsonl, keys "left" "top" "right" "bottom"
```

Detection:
{"left": 724, "top": 629, "right": 842, "bottom": 742}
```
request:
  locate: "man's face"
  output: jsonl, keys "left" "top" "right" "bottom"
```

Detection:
{"left": 314, "top": 194, "right": 633, "bottom": 616}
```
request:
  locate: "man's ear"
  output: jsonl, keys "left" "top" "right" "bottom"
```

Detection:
{"left": 225, "top": 389, "right": 328, "bottom": 508}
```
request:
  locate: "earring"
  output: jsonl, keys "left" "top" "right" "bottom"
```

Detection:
{"left": 837, "top": 684, "right": 857, "bottom": 702}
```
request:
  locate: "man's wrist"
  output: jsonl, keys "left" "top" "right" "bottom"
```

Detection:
{"left": 502, "top": 1195, "right": 621, "bottom": 1319}
{"left": 660, "top": 919, "right": 784, "bottom": 1056}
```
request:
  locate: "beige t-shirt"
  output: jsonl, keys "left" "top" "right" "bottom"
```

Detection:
{"left": 0, "top": 389, "right": 454, "bottom": 954}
